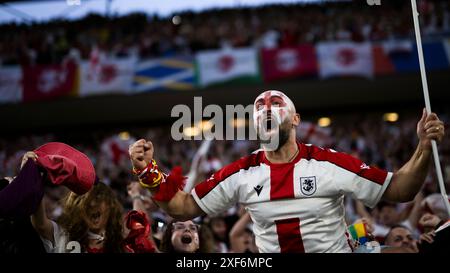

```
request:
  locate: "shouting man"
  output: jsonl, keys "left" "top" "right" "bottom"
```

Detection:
{"left": 129, "top": 90, "right": 445, "bottom": 253}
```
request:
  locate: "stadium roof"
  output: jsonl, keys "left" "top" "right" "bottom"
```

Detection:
{"left": 0, "top": 0, "right": 335, "bottom": 24}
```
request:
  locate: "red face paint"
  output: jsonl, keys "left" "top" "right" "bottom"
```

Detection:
{"left": 253, "top": 90, "right": 292, "bottom": 135}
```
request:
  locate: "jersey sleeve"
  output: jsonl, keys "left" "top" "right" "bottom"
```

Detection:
{"left": 191, "top": 152, "right": 262, "bottom": 215}
{"left": 324, "top": 149, "right": 393, "bottom": 208}
{"left": 191, "top": 165, "right": 241, "bottom": 216}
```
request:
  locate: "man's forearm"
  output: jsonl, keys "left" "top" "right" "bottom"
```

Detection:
{"left": 150, "top": 189, "right": 203, "bottom": 221}
{"left": 385, "top": 145, "right": 432, "bottom": 202}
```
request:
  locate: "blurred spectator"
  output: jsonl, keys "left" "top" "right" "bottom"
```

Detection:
{"left": 383, "top": 225, "right": 419, "bottom": 253}
{"left": 159, "top": 220, "right": 215, "bottom": 253}
{"left": 205, "top": 216, "right": 229, "bottom": 253}
{"left": 229, "top": 212, "right": 258, "bottom": 253}
{"left": 1, "top": 0, "right": 450, "bottom": 65}
{"left": 0, "top": 177, "right": 46, "bottom": 253}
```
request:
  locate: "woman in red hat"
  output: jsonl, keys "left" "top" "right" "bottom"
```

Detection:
{"left": 23, "top": 149, "right": 124, "bottom": 253}
{"left": 22, "top": 147, "right": 155, "bottom": 253}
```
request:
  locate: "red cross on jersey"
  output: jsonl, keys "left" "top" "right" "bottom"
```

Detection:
{"left": 192, "top": 142, "right": 392, "bottom": 253}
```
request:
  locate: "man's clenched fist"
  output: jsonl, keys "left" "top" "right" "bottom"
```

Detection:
{"left": 129, "top": 139, "right": 154, "bottom": 170}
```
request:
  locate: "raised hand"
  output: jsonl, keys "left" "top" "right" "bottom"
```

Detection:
{"left": 129, "top": 139, "right": 154, "bottom": 170}
{"left": 417, "top": 108, "right": 445, "bottom": 150}
{"left": 20, "top": 151, "right": 38, "bottom": 170}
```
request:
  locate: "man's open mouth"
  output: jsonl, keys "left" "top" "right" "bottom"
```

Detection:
{"left": 262, "top": 116, "right": 277, "bottom": 132}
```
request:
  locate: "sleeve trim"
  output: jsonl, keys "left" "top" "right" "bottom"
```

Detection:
{"left": 367, "top": 171, "right": 393, "bottom": 208}
{"left": 191, "top": 188, "right": 214, "bottom": 215}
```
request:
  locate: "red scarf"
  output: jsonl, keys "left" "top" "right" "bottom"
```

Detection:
{"left": 123, "top": 210, "right": 156, "bottom": 253}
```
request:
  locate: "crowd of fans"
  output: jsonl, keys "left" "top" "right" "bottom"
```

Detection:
{"left": 1, "top": 109, "right": 449, "bottom": 253}
{"left": 1, "top": 0, "right": 449, "bottom": 66}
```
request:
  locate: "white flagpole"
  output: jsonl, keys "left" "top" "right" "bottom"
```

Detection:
{"left": 411, "top": 0, "right": 450, "bottom": 216}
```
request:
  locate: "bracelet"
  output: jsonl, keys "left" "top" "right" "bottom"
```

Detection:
{"left": 132, "top": 159, "right": 165, "bottom": 189}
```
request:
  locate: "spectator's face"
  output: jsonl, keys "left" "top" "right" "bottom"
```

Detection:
{"left": 242, "top": 230, "right": 257, "bottom": 252}
{"left": 211, "top": 218, "right": 227, "bottom": 241}
{"left": 83, "top": 201, "right": 110, "bottom": 232}
{"left": 379, "top": 206, "right": 398, "bottom": 227}
{"left": 171, "top": 220, "right": 200, "bottom": 253}
{"left": 385, "top": 227, "right": 417, "bottom": 251}
{"left": 253, "top": 90, "right": 296, "bottom": 150}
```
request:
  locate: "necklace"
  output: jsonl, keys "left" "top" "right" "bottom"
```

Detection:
{"left": 87, "top": 230, "right": 105, "bottom": 242}
{"left": 288, "top": 146, "right": 299, "bottom": 162}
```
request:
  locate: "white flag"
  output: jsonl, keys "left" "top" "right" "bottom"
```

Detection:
{"left": 0, "top": 66, "right": 23, "bottom": 104}
{"left": 317, "top": 42, "right": 374, "bottom": 79}
{"left": 79, "top": 57, "right": 136, "bottom": 97}
{"left": 196, "top": 47, "right": 259, "bottom": 87}
{"left": 382, "top": 40, "right": 413, "bottom": 54}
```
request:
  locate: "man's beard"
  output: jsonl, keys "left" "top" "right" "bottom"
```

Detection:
{"left": 258, "top": 123, "right": 290, "bottom": 151}
{"left": 276, "top": 126, "right": 290, "bottom": 151}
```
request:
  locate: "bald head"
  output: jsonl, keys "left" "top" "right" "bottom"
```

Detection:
{"left": 253, "top": 90, "right": 296, "bottom": 114}
{"left": 252, "top": 90, "right": 300, "bottom": 151}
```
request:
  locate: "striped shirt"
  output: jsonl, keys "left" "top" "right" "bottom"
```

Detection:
{"left": 192, "top": 142, "right": 392, "bottom": 253}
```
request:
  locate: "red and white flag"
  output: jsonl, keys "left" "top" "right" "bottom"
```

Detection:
{"left": 317, "top": 42, "right": 374, "bottom": 79}
{"left": 79, "top": 48, "right": 136, "bottom": 96}
{"left": 261, "top": 45, "right": 318, "bottom": 82}
{"left": 22, "top": 60, "right": 78, "bottom": 102}
{"left": 195, "top": 47, "right": 260, "bottom": 87}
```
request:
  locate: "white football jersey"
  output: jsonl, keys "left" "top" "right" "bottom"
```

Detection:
{"left": 192, "top": 142, "right": 393, "bottom": 253}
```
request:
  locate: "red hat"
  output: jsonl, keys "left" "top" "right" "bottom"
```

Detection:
{"left": 34, "top": 142, "right": 95, "bottom": 195}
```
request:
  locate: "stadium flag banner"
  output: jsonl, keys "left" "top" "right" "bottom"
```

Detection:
{"left": 133, "top": 56, "right": 195, "bottom": 93}
{"left": 442, "top": 39, "right": 450, "bottom": 68}
{"left": 317, "top": 42, "right": 374, "bottom": 79}
{"left": 373, "top": 40, "right": 412, "bottom": 76}
{"left": 195, "top": 47, "right": 260, "bottom": 87}
{"left": 79, "top": 57, "right": 136, "bottom": 97}
{"left": 382, "top": 40, "right": 413, "bottom": 55}
{"left": 22, "top": 60, "right": 78, "bottom": 102}
{"left": 372, "top": 45, "right": 396, "bottom": 76}
{"left": 261, "top": 45, "right": 318, "bottom": 82}
{"left": 388, "top": 40, "right": 449, "bottom": 72}
{"left": 0, "top": 66, "right": 23, "bottom": 104}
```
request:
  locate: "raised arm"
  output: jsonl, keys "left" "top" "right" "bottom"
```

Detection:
{"left": 383, "top": 110, "right": 445, "bottom": 202}
{"left": 229, "top": 211, "right": 253, "bottom": 253}
{"left": 129, "top": 139, "right": 204, "bottom": 221}
{"left": 21, "top": 152, "right": 54, "bottom": 243}
{"left": 31, "top": 197, "right": 54, "bottom": 242}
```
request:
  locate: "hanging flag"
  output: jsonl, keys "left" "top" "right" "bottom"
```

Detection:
{"left": 22, "top": 60, "right": 78, "bottom": 102}
{"left": 382, "top": 40, "right": 413, "bottom": 55}
{"left": 372, "top": 45, "right": 396, "bottom": 76}
{"left": 79, "top": 57, "right": 136, "bottom": 97}
{"left": 195, "top": 47, "right": 260, "bottom": 87}
{"left": 317, "top": 42, "right": 374, "bottom": 79}
{"left": 389, "top": 41, "right": 449, "bottom": 72}
{"left": 133, "top": 56, "right": 195, "bottom": 92}
{"left": 0, "top": 66, "right": 23, "bottom": 104}
{"left": 261, "top": 45, "right": 318, "bottom": 82}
